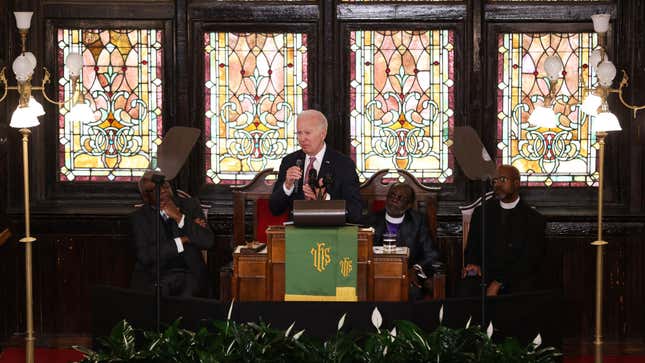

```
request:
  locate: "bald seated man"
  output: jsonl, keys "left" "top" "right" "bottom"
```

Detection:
{"left": 459, "top": 165, "right": 546, "bottom": 297}
{"left": 130, "top": 172, "right": 214, "bottom": 297}
{"left": 269, "top": 110, "right": 362, "bottom": 223}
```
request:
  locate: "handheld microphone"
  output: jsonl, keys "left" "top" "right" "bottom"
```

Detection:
{"left": 294, "top": 159, "right": 304, "bottom": 193}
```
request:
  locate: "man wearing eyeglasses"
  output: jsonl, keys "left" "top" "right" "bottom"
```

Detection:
{"left": 459, "top": 165, "right": 546, "bottom": 296}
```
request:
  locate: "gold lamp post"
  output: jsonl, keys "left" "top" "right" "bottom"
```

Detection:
{"left": 1, "top": 11, "right": 95, "bottom": 363}
{"left": 581, "top": 14, "right": 643, "bottom": 363}
{"left": 527, "top": 13, "right": 644, "bottom": 363}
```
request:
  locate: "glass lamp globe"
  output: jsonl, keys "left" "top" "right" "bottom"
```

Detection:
{"left": 592, "top": 112, "right": 622, "bottom": 132}
{"left": 10, "top": 106, "right": 40, "bottom": 128}
{"left": 528, "top": 106, "right": 558, "bottom": 128}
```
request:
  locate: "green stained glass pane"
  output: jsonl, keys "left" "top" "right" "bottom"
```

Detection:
{"left": 57, "top": 28, "right": 163, "bottom": 182}
{"left": 204, "top": 32, "right": 309, "bottom": 185}
{"left": 349, "top": 30, "right": 455, "bottom": 183}
{"left": 497, "top": 32, "right": 599, "bottom": 187}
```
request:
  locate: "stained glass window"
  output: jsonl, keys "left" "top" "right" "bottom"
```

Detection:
{"left": 204, "top": 32, "right": 308, "bottom": 184}
{"left": 497, "top": 32, "right": 598, "bottom": 187}
{"left": 57, "top": 29, "right": 163, "bottom": 182}
{"left": 349, "top": 30, "right": 455, "bottom": 183}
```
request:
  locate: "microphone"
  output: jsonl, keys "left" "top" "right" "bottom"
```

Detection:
{"left": 294, "top": 159, "right": 303, "bottom": 193}
{"left": 323, "top": 173, "right": 334, "bottom": 189}
{"left": 308, "top": 168, "right": 318, "bottom": 195}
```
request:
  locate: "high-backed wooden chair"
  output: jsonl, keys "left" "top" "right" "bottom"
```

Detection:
{"left": 360, "top": 169, "right": 440, "bottom": 241}
{"left": 359, "top": 169, "right": 444, "bottom": 299}
{"left": 221, "top": 169, "right": 286, "bottom": 301}
{"left": 458, "top": 191, "right": 494, "bottom": 267}
{"left": 231, "top": 169, "right": 288, "bottom": 247}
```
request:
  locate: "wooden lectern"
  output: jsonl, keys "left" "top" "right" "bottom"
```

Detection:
{"left": 232, "top": 225, "right": 411, "bottom": 301}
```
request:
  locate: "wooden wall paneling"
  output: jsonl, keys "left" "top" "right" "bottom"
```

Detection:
{"left": 1, "top": 0, "right": 645, "bottom": 347}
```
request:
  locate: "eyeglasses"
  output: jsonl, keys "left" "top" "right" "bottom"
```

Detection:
{"left": 491, "top": 176, "right": 516, "bottom": 185}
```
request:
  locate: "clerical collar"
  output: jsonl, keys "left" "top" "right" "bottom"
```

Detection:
{"left": 385, "top": 212, "right": 405, "bottom": 224}
{"left": 499, "top": 196, "right": 520, "bottom": 210}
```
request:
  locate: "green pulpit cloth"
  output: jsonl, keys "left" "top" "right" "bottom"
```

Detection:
{"left": 285, "top": 226, "right": 358, "bottom": 301}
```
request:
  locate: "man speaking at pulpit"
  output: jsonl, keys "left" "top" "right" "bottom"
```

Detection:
{"left": 269, "top": 110, "right": 362, "bottom": 223}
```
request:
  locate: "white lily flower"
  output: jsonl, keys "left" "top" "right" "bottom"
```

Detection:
{"left": 225, "top": 340, "right": 235, "bottom": 356}
{"left": 285, "top": 321, "right": 295, "bottom": 337}
{"left": 465, "top": 316, "right": 472, "bottom": 329}
{"left": 227, "top": 298, "right": 235, "bottom": 321}
{"left": 486, "top": 322, "right": 493, "bottom": 338}
{"left": 337, "top": 313, "right": 347, "bottom": 331}
{"left": 439, "top": 305, "right": 444, "bottom": 324}
{"left": 390, "top": 327, "right": 397, "bottom": 342}
{"left": 383, "top": 346, "right": 388, "bottom": 356}
{"left": 371, "top": 307, "right": 382, "bottom": 331}
{"left": 533, "top": 333, "right": 542, "bottom": 348}
{"left": 293, "top": 329, "right": 305, "bottom": 340}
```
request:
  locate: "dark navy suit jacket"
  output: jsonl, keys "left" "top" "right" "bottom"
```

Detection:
{"left": 269, "top": 147, "right": 363, "bottom": 223}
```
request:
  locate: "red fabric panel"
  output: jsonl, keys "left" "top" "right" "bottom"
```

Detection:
{"left": 371, "top": 200, "right": 386, "bottom": 212}
{"left": 255, "top": 198, "right": 288, "bottom": 243}
{"left": 0, "top": 348, "right": 84, "bottom": 363}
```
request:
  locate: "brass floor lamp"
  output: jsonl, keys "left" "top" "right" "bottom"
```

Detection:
{"left": 526, "top": 12, "right": 645, "bottom": 363}
{"left": 1, "top": 11, "right": 95, "bottom": 363}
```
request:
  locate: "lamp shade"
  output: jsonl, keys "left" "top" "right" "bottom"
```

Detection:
{"left": 10, "top": 106, "right": 40, "bottom": 128}
{"left": 14, "top": 12, "right": 33, "bottom": 30}
{"left": 12, "top": 54, "right": 36, "bottom": 81}
{"left": 544, "top": 55, "right": 564, "bottom": 81}
{"left": 592, "top": 112, "right": 622, "bottom": 132}
{"left": 528, "top": 106, "right": 558, "bottom": 128}
{"left": 597, "top": 61, "right": 617, "bottom": 87}
{"left": 581, "top": 94, "right": 602, "bottom": 116}
{"left": 589, "top": 49, "right": 603, "bottom": 70}
{"left": 28, "top": 97, "right": 45, "bottom": 117}
{"left": 65, "top": 53, "right": 83, "bottom": 76}
{"left": 591, "top": 14, "right": 611, "bottom": 33}
{"left": 68, "top": 102, "right": 96, "bottom": 123}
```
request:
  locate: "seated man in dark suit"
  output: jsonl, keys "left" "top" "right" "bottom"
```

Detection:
{"left": 363, "top": 183, "right": 438, "bottom": 299}
{"left": 130, "top": 172, "right": 214, "bottom": 297}
{"left": 269, "top": 109, "right": 362, "bottom": 223}
{"left": 459, "top": 164, "right": 546, "bottom": 297}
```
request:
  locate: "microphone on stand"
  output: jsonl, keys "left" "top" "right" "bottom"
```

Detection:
{"left": 294, "top": 159, "right": 304, "bottom": 194}
{"left": 308, "top": 168, "right": 318, "bottom": 199}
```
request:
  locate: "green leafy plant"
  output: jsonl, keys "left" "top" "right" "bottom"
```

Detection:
{"left": 75, "top": 306, "right": 561, "bottom": 363}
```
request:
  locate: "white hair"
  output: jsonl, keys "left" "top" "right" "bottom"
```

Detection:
{"left": 298, "top": 109, "right": 328, "bottom": 131}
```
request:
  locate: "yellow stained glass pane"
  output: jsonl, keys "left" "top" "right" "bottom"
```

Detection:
{"left": 497, "top": 32, "right": 599, "bottom": 187}
{"left": 204, "top": 32, "right": 308, "bottom": 184}
{"left": 58, "top": 29, "right": 163, "bottom": 182}
{"left": 349, "top": 30, "right": 454, "bottom": 183}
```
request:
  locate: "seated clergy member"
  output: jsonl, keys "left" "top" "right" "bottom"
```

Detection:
{"left": 363, "top": 183, "right": 439, "bottom": 299}
{"left": 459, "top": 164, "right": 546, "bottom": 297}
{"left": 130, "top": 171, "right": 214, "bottom": 297}
{"left": 269, "top": 109, "right": 362, "bottom": 223}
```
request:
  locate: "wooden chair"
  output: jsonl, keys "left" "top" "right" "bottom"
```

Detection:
{"left": 458, "top": 191, "right": 494, "bottom": 268}
{"left": 359, "top": 169, "right": 445, "bottom": 299}
{"left": 221, "top": 169, "right": 287, "bottom": 301}
{"left": 231, "top": 169, "right": 288, "bottom": 247}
